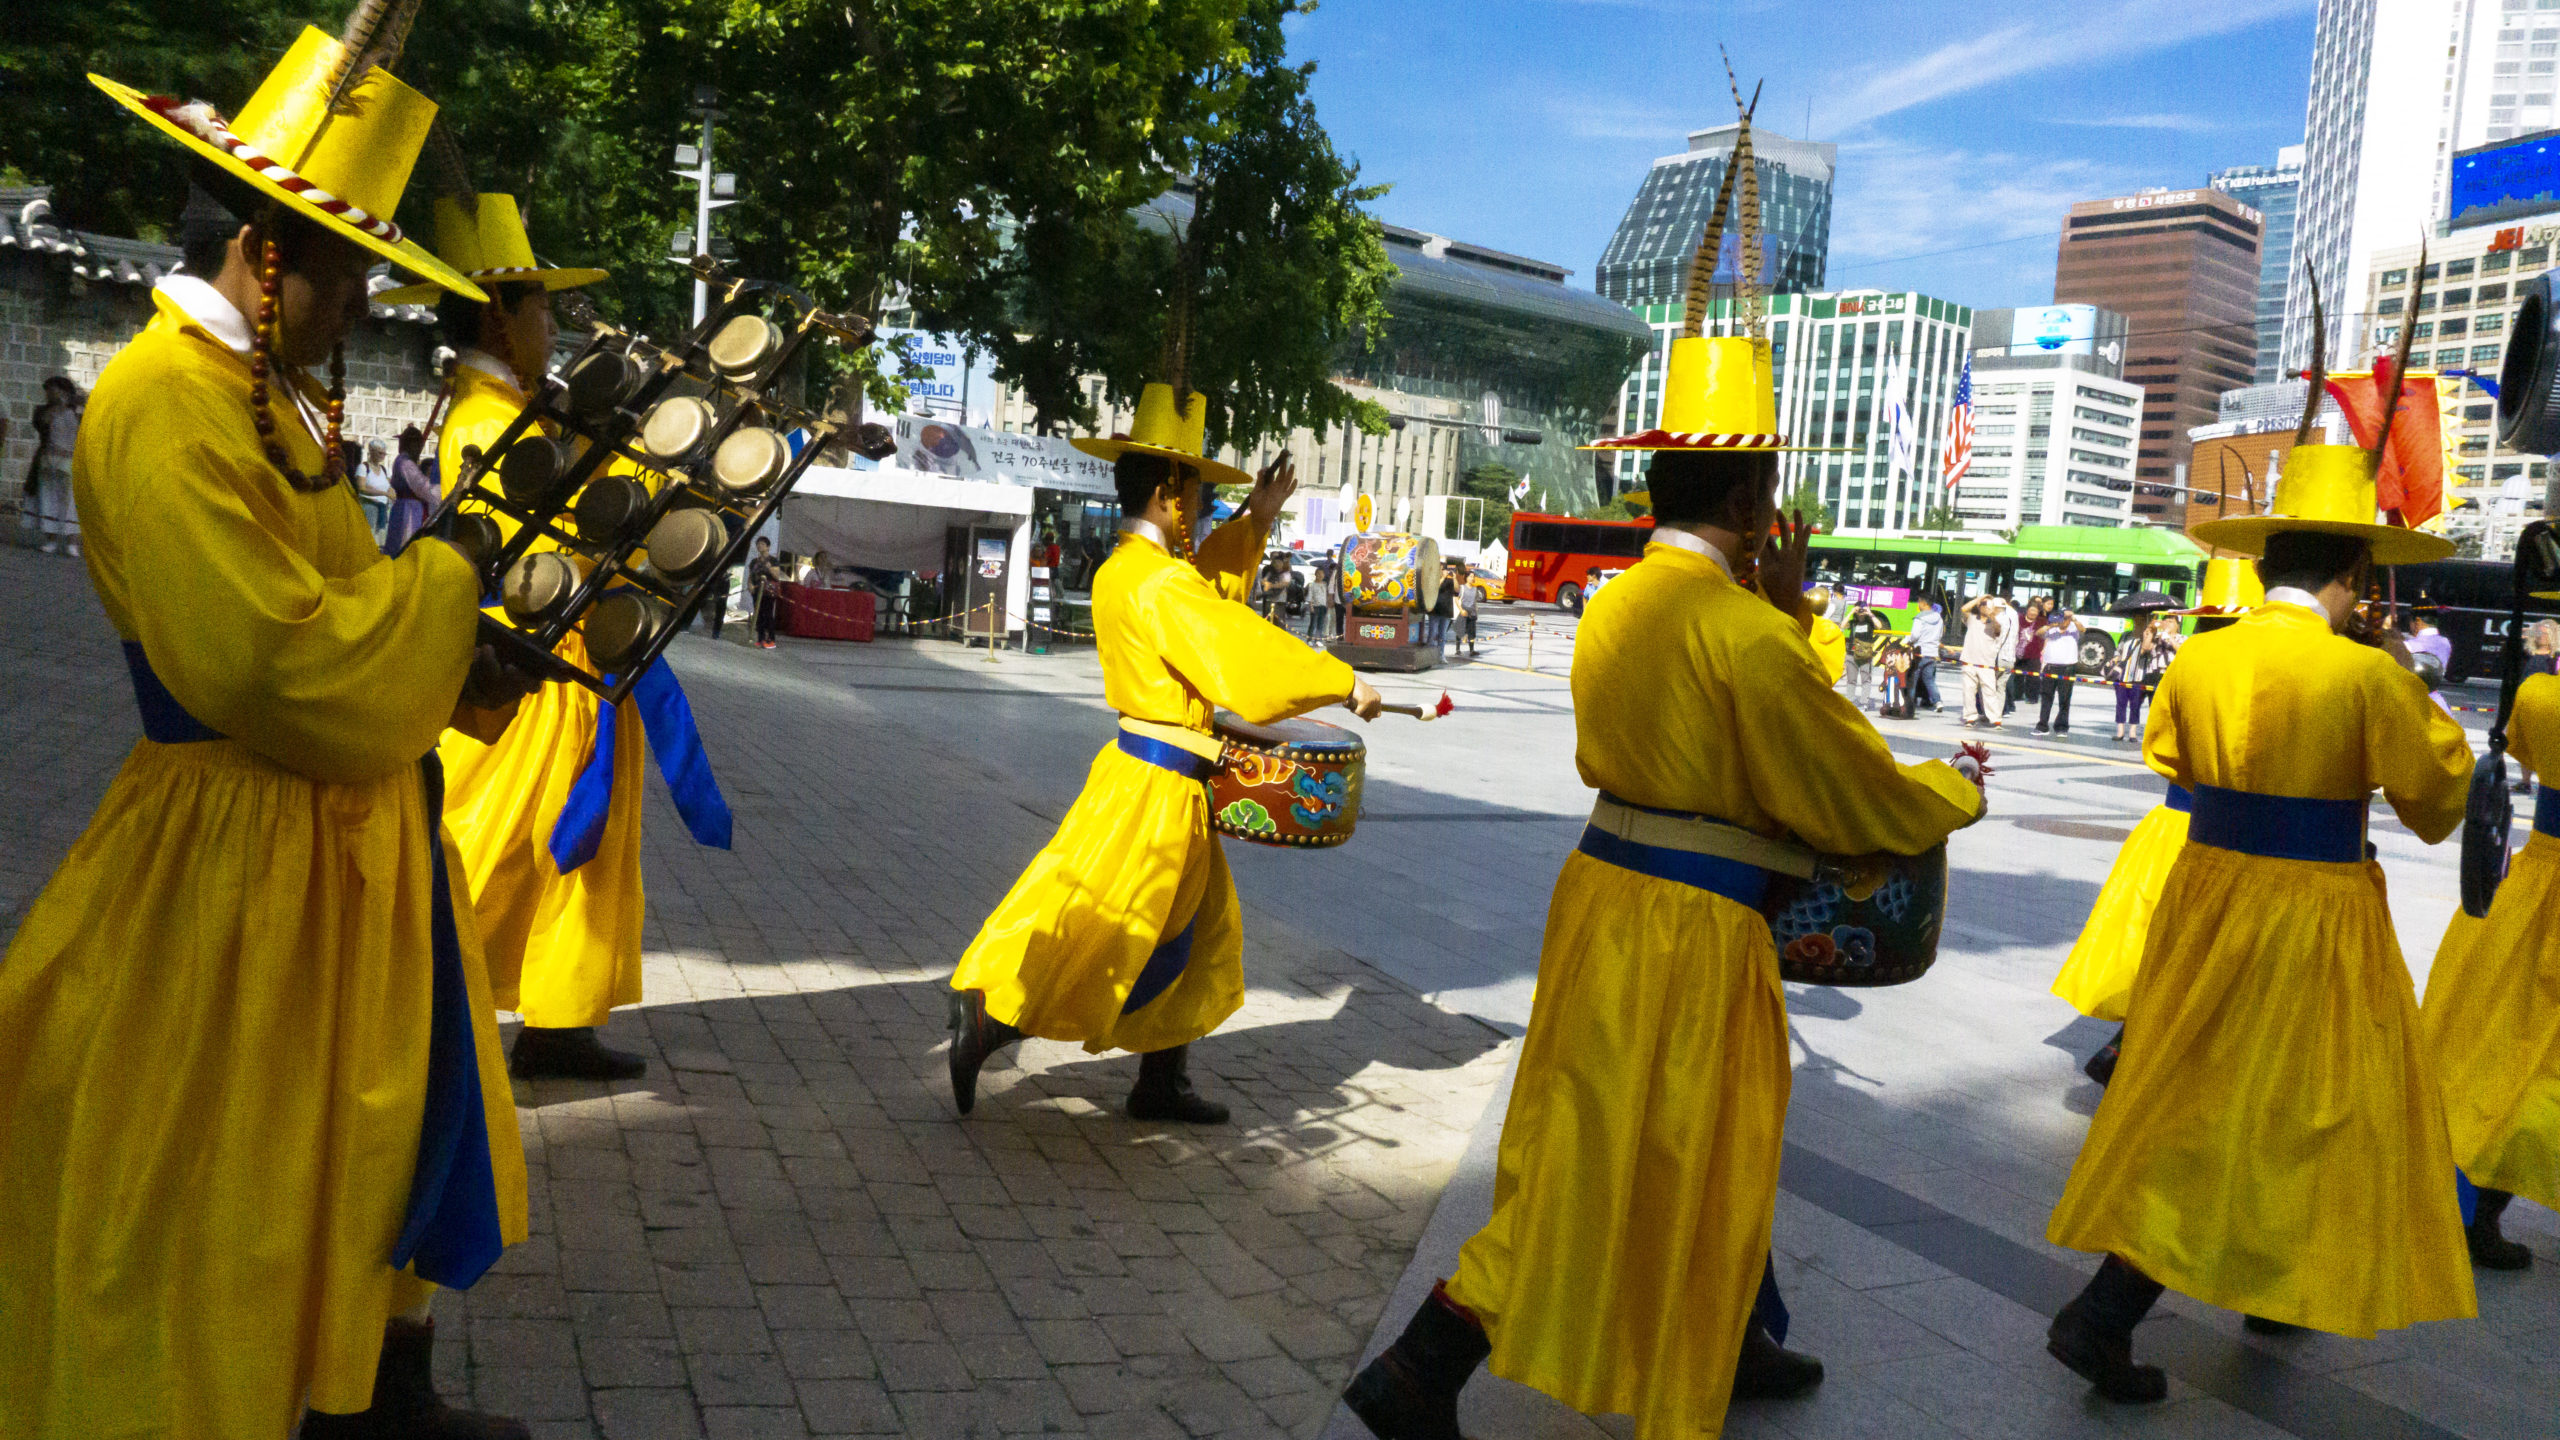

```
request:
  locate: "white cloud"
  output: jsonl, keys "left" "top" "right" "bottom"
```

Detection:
{"left": 1543, "top": 96, "right": 1691, "bottom": 143}
{"left": 2051, "top": 112, "right": 2225, "bottom": 132}
{"left": 1817, "top": 0, "right": 2313, "bottom": 131}
{"left": 1824, "top": 136, "right": 2139, "bottom": 304}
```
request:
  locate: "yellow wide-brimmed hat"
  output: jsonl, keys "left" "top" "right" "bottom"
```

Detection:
{"left": 2189, "top": 444, "right": 2453, "bottom": 565}
{"left": 1581, "top": 336, "right": 1837, "bottom": 452}
{"left": 2176, "top": 555, "right": 2266, "bottom": 616}
{"left": 90, "top": 27, "right": 483, "bottom": 302}
{"left": 375, "top": 193, "right": 608, "bottom": 306}
{"left": 1071, "top": 383, "right": 1253, "bottom": 488}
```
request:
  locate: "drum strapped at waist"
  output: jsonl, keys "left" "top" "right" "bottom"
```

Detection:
{"left": 1584, "top": 793, "right": 1821, "bottom": 879}
{"left": 2184, "top": 784, "right": 2368, "bottom": 864}
{"left": 1116, "top": 718, "right": 1223, "bottom": 779}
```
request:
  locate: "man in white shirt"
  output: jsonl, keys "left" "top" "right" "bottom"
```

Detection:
{"left": 1958, "top": 595, "right": 2007, "bottom": 728}
{"left": 1909, "top": 600, "right": 1946, "bottom": 711}
{"left": 2036, "top": 611, "right": 2085, "bottom": 735}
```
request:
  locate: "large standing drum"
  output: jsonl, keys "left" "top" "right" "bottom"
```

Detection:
{"left": 1207, "top": 712, "right": 1366, "bottom": 848}
{"left": 1341, "top": 532, "right": 1443, "bottom": 615}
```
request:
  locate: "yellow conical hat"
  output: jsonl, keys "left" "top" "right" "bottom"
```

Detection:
{"left": 2178, "top": 556, "right": 2266, "bottom": 616}
{"left": 1070, "top": 383, "right": 1253, "bottom": 488}
{"left": 1583, "top": 337, "right": 1786, "bottom": 451}
{"left": 374, "top": 193, "right": 608, "bottom": 305}
{"left": 2190, "top": 444, "right": 2452, "bottom": 565}
{"left": 90, "top": 26, "right": 482, "bottom": 301}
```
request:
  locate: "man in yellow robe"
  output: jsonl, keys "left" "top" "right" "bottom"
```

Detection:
{"left": 1343, "top": 335, "right": 1987, "bottom": 1440}
{"left": 1, "top": 32, "right": 535, "bottom": 1440}
{"left": 2423, "top": 669, "right": 2560, "bottom": 1270}
{"left": 947, "top": 383, "right": 1381, "bottom": 1123}
{"left": 389, "top": 195, "right": 729, "bottom": 1081}
{"left": 2044, "top": 448, "right": 2474, "bottom": 1401}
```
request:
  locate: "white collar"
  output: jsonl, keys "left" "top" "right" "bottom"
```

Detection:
{"left": 1648, "top": 526, "right": 1735, "bottom": 579}
{"left": 156, "top": 274, "right": 253, "bottom": 357}
{"left": 458, "top": 347, "right": 522, "bottom": 392}
{"left": 1121, "top": 518, "right": 1171, "bottom": 552}
{"left": 2266, "top": 586, "right": 2328, "bottom": 616}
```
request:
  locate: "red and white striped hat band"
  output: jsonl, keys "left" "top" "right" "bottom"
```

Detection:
{"left": 1587, "top": 430, "right": 1790, "bottom": 449}
{"left": 144, "top": 95, "right": 404, "bottom": 245}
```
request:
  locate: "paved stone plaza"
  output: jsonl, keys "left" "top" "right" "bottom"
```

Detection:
{"left": 2, "top": 543, "right": 2554, "bottom": 1439}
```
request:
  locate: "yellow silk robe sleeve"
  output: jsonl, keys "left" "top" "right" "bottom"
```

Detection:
{"left": 1192, "top": 512, "right": 1269, "bottom": 603}
{"left": 1147, "top": 563, "right": 1355, "bottom": 726}
{"left": 84, "top": 312, "right": 478, "bottom": 784}
{"left": 2512, "top": 674, "right": 2560, "bottom": 777}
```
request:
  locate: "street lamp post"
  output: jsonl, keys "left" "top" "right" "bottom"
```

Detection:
{"left": 671, "top": 86, "right": 737, "bottom": 325}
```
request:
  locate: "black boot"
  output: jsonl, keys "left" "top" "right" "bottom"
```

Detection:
{"left": 299, "top": 1317, "right": 529, "bottom": 1439}
{"left": 947, "top": 988, "right": 1022, "bottom": 1115}
{"left": 2243, "top": 1315, "right": 2308, "bottom": 1335}
{"left": 1126, "top": 1044, "right": 1229, "bottom": 1124}
{"left": 1730, "top": 1319, "right": 1825, "bottom": 1400}
{"left": 2084, "top": 1026, "right": 2124, "bottom": 1086}
{"left": 2047, "top": 1256, "right": 2168, "bottom": 1403}
{"left": 507, "top": 1025, "right": 646, "bottom": 1081}
{"left": 2470, "top": 1187, "right": 2534, "bottom": 1270}
{"left": 1342, "top": 1281, "right": 1490, "bottom": 1440}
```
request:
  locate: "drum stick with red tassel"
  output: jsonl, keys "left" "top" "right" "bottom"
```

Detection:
{"left": 1381, "top": 692, "right": 1456, "bottom": 721}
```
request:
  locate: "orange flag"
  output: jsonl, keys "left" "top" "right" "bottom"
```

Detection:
{"left": 2322, "top": 360, "right": 2445, "bottom": 529}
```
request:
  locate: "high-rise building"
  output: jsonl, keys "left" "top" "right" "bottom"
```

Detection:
{"left": 1616, "top": 291, "right": 1972, "bottom": 533}
{"left": 2280, "top": 2, "right": 2557, "bottom": 371}
{"left": 2054, "top": 189, "right": 2263, "bottom": 525}
{"left": 1949, "top": 307, "right": 2146, "bottom": 533}
{"left": 1594, "top": 123, "right": 1836, "bottom": 308}
{"left": 2209, "top": 145, "right": 2305, "bottom": 384}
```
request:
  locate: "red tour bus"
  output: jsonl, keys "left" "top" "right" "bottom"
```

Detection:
{"left": 1505, "top": 511, "right": 1654, "bottom": 611}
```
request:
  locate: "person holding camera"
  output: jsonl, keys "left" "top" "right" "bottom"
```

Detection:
{"left": 2035, "top": 608, "right": 2085, "bottom": 736}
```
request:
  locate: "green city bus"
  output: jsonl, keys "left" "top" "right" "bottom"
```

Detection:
{"left": 1808, "top": 525, "right": 2208, "bottom": 674}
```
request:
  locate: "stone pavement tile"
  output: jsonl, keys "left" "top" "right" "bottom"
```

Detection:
{"left": 1772, "top": 1189, "right": 1954, "bottom": 1293}
{"left": 2332, "top": 1354, "right": 2560, "bottom": 1440}
{"left": 582, "top": 1336, "right": 687, "bottom": 1389}
{"left": 793, "top": 1378, "right": 901, "bottom": 1434}
{"left": 592, "top": 1387, "right": 705, "bottom": 1440}
{"left": 1768, "top": 1261, "right": 1964, "bottom": 1369}
{"left": 700, "top": 1406, "right": 809, "bottom": 1440}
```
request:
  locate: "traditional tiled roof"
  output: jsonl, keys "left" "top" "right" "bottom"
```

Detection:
{"left": 0, "top": 184, "right": 436, "bottom": 324}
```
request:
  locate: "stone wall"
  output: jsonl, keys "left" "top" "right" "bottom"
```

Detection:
{"left": 1, "top": 250, "right": 441, "bottom": 526}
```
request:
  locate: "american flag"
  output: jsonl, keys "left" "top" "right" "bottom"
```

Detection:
{"left": 1941, "top": 355, "right": 1975, "bottom": 489}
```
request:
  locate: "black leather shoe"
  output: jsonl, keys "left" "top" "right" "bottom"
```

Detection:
{"left": 507, "top": 1025, "right": 646, "bottom": 1081}
{"left": 1342, "top": 1283, "right": 1488, "bottom": 1440}
{"left": 2470, "top": 1188, "right": 2534, "bottom": 1270}
{"left": 1126, "top": 1044, "right": 1229, "bottom": 1124}
{"left": 2047, "top": 1298, "right": 2167, "bottom": 1403}
{"left": 1731, "top": 1321, "right": 1824, "bottom": 1400}
{"left": 299, "top": 1317, "right": 530, "bottom": 1439}
{"left": 2242, "top": 1315, "right": 2307, "bottom": 1335}
{"left": 947, "top": 989, "right": 1022, "bottom": 1116}
{"left": 2084, "top": 1027, "right": 2124, "bottom": 1087}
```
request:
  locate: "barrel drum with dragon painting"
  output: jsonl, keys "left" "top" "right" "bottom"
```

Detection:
{"left": 1341, "top": 532, "right": 1444, "bottom": 615}
{"left": 1207, "top": 712, "right": 1366, "bottom": 848}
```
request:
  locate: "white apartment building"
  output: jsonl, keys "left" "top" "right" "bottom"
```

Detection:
{"left": 2286, "top": 0, "right": 2443, "bottom": 372}
{"left": 1949, "top": 362, "right": 2148, "bottom": 532}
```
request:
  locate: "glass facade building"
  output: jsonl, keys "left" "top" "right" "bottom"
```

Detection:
{"left": 1614, "top": 291, "right": 1973, "bottom": 534}
{"left": 2209, "top": 146, "right": 2305, "bottom": 385}
{"left": 1595, "top": 124, "right": 1836, "bottom": 308}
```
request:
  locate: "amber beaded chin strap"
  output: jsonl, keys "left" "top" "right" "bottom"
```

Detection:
{"left": 1166, "top": 465, "right": 1198, "bottom": 565}
{"left": 250, "top": 236, "right": 349, "bottom": 492}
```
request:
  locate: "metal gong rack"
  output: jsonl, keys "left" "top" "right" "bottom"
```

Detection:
{"left": 424, "top": 256, "right": 888, "bottom": 706}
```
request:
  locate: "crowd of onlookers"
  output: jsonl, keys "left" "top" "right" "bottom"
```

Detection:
{"left": 1255, "top": 549, "right": 1483, "bottom": 658}
{"left": 1834, "top": 589, "right": 2183, "bottom": 742}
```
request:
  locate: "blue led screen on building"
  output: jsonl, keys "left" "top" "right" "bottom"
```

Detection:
{"left": 2450, "top": 134, "right": 2560, "bottom": 230}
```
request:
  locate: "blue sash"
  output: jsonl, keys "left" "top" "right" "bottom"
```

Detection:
{"left": 393, "top": 751, "right": 506, "bottom": 1288}
{"left": 1122, "top": 913, "right": 1199, "bottom": 1015}
{"left": 120, "top": 641, "right": 503, "bottom": 1287}
{"left": 2163, "top": 783, "right": 2193, "bottom": 815}
{"left": 1117, "top": 729, "right": 1219, "bottom": 780}
{"left": 1575, "top": 824, "right": 1774, "bottom": 909}
{"left": 121, "top": 642, "right": 224, "bottom": 743}
{"left": 2186, "top": 785, "right": 2366, "bottom": 864}
{"left": 549, "top": 659, "right": 733, "bottom": 872}
{"left": 2537, "top": 787, "right": 2560, "bottom": 841}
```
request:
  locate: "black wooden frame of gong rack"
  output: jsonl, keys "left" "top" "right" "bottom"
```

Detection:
{"left": 421, "top": 257, "right": 876, "bottom": 707}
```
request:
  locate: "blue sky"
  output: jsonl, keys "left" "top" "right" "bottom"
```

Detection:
{"left": 1290, "top": 0, "right": 2318, "bottom": 312}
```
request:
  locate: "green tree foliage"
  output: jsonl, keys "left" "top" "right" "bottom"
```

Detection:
{"left": 1778, "top": 479, "right": 1835, "bottom": 532}
{"left": 1916, "top": 501, "right": 1965, "bottom": 532}
{"left": 937, "top": 0, "right": 1393, "bottom": 453}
